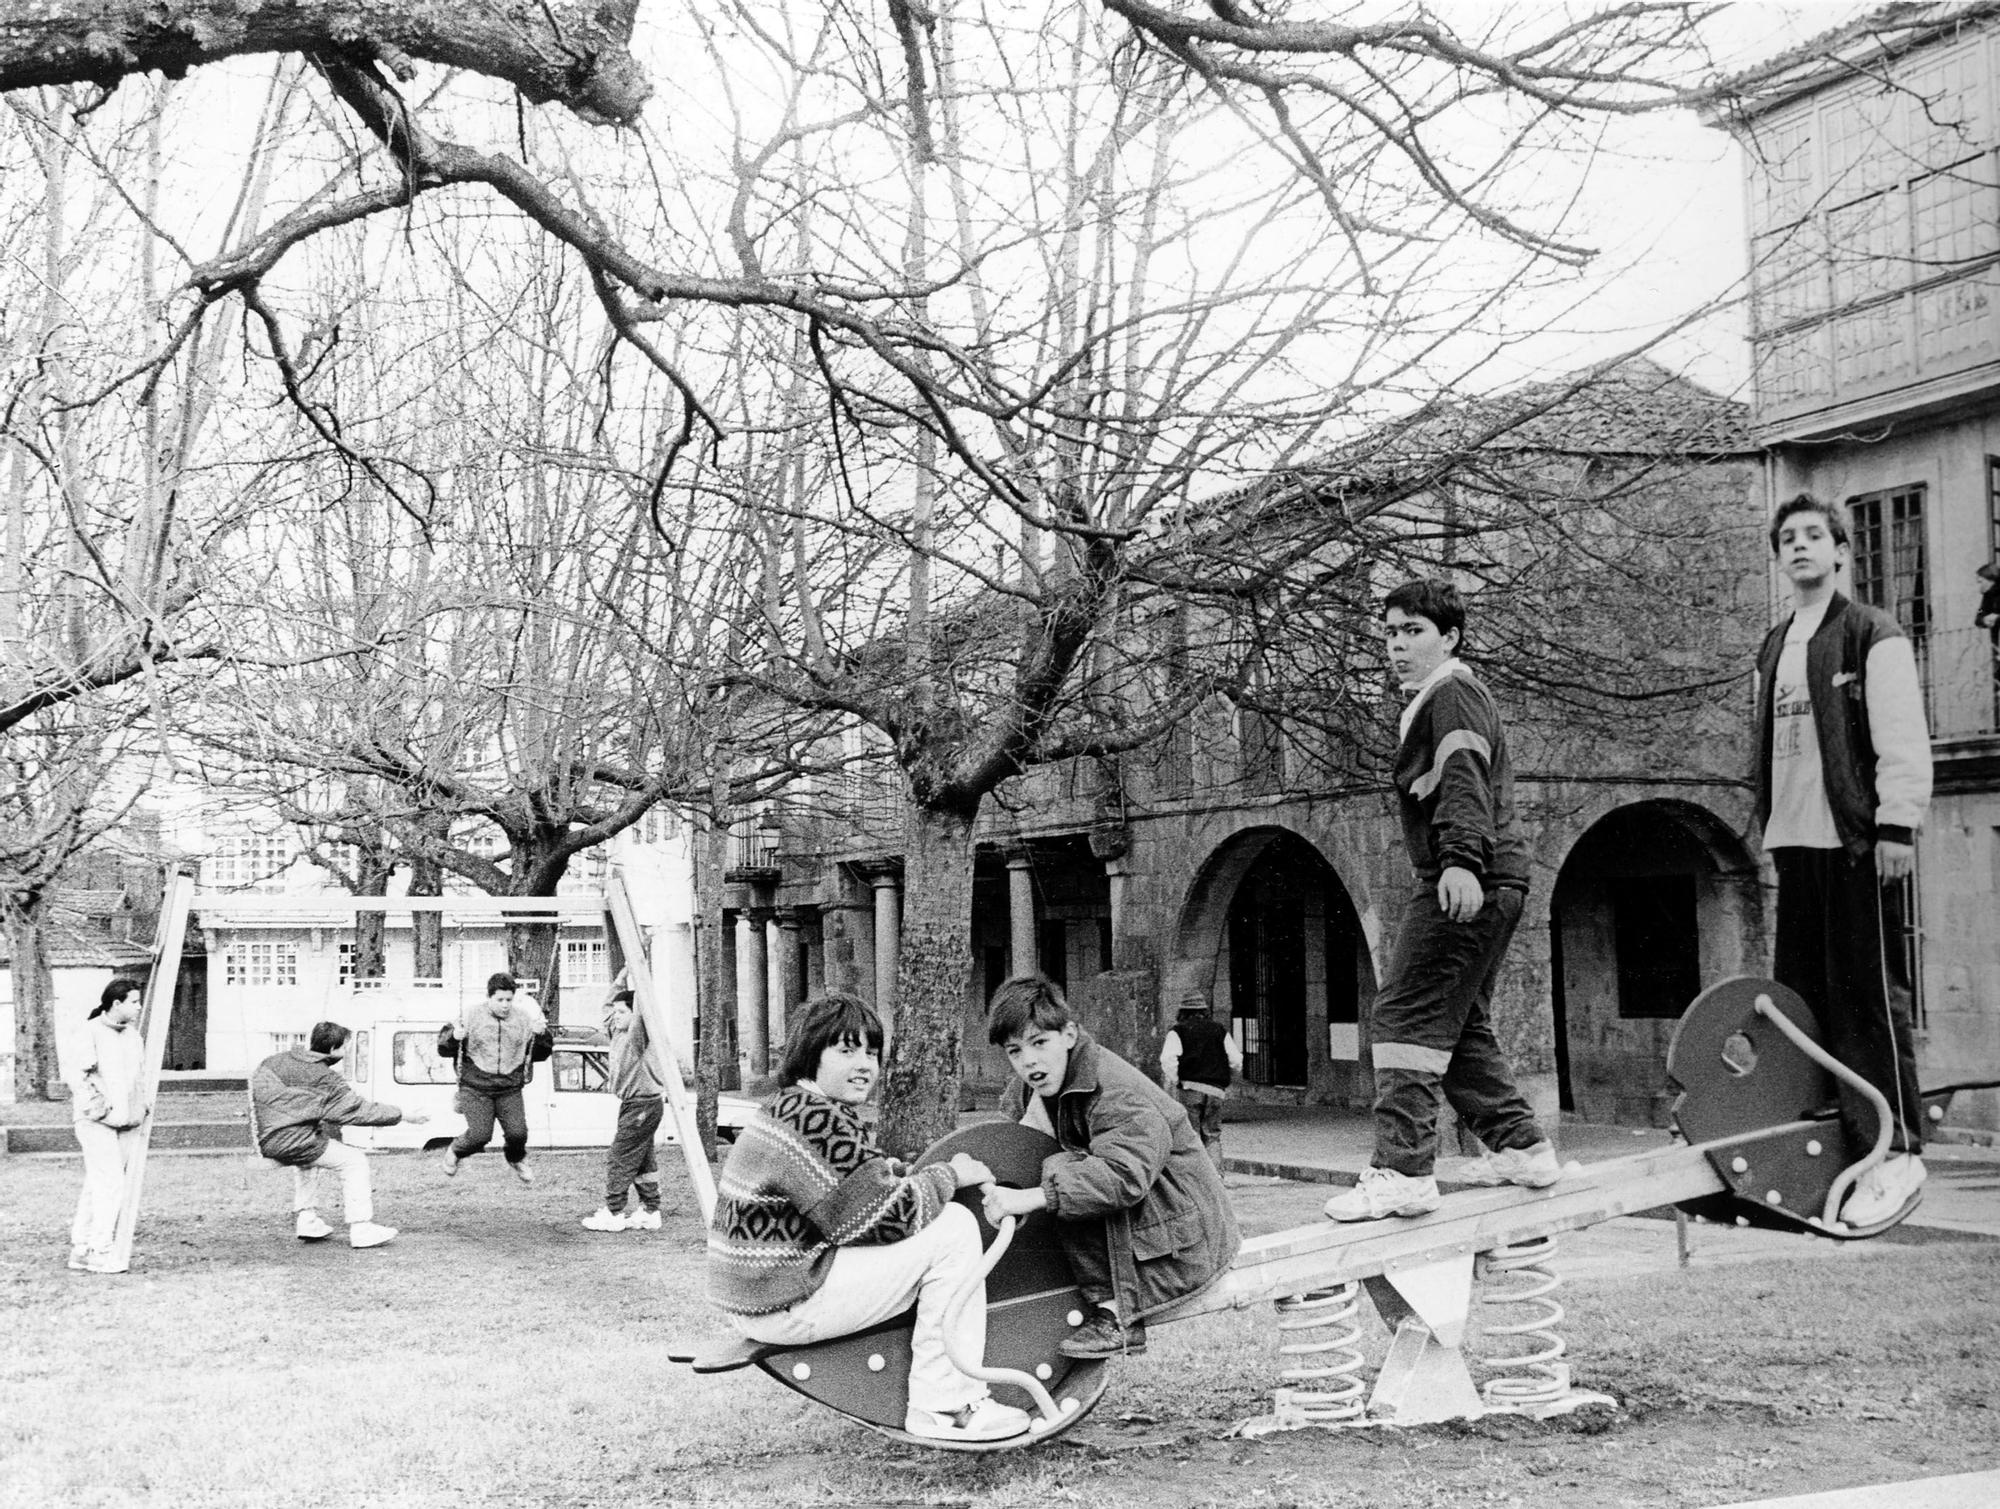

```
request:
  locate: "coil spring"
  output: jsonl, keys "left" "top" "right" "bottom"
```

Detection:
{"left": 1271, "top": 1282, "right": 1366, "bottom": 1424}
{"left": 1475, "top": 1236, "right": 1572, "bottom": 1408}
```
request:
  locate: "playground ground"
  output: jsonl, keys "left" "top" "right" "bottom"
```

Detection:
{"left": 3, "top": 1134, "right": 1998, "bottom": 1509}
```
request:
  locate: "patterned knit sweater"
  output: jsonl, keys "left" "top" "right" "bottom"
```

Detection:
{"left": 706, "top": 1085, "right": 958, "bottom": 1316}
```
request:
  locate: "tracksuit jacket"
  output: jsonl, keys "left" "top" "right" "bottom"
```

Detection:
{"left": 1752, "top": 592, "right": 1930, "bottom": 854}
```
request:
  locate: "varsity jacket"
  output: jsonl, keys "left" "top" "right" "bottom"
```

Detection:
{"left": 1753, "top": 592, "right": 1931, "bottom": 855}
{"left": 251, "top": 1047, "right": 403, "bottom": 1166}
{"left": 706, "top": 1085, "right": 958, "bottom": 1316}
{"left": 1392, "top": 659, "right": 1530, "bottom": 889}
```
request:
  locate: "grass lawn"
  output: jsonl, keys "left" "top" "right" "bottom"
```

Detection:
{"left": 3, "top": 1147, "right": 1996, "bottom": 1508}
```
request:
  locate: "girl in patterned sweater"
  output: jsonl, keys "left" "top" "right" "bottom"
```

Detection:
{"left": 707, "top": 992, "right": 1030, "bottom": 1444}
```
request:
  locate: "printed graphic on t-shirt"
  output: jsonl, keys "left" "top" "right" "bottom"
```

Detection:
{"left": 1765, "top": 625, "right": 1841, "bottom": 850}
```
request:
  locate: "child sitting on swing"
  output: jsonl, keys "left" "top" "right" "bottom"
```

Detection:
{"left": 707, "top": 991, "right": 1032, "bottom": 1444}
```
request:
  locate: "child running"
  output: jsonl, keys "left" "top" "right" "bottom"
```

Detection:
{"left": 706, "top": 991, "right": 1032, "bottom": 1444}
{"left": 980, "top": 975, "right": 1240, "bottom": 1359}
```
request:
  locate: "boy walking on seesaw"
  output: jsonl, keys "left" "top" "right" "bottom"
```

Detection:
{"left": 1324, "top": 578, "right": 1562, "bottom": 1222}
{"left": 981, "top": 975, "right": 1240, "bottom": 1359}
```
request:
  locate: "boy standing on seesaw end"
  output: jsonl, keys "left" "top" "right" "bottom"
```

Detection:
{"left": 981, "top": 974, "right": 1240, "bottom": 1360}
{"left": 1323, "top": 578, "right": 1563, "bottom": 1223}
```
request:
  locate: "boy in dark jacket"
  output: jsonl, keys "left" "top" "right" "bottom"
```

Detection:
{"left": 437, "top": 971, "right": 554, "bottom": 1183}
{"left": 251, "top": 1020, "right": 424, "bottom": 1249}
{"left": 1324, "top": 578, "right": 1560, "bottom": 1223}
{"left": 1158, "top": 990, "right": 1242, "bottom": 1170}
{"left": 982, "top": 975, "right": 1240, "bottom": 1360}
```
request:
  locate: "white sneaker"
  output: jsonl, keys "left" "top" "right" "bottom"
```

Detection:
{"left": 1841, "top": 1153, "right": 1927, "bottom": 1227}
{"left": 509, "top": 1161, "right": 535, "bottom": 1186}
{"left": 903, "top": 1397, "right": 1032, "bottom": 1443}
{"left": 67, "top": 1244, "right": 88, "bottom": 1271}
{"left": 581, "top": 1208, "right": 632, "bottom": 1232}
{"left": 1459, "top": 1141, "right": 1565, "bottom": 1190}
{"left": 1324, "top": 1166, "right": 1442, "bottom": 1222}
{"left": 349, "top": 1222, "right": 398, "bottom": 1249}
{"left": 295, "top": 1210, "right": 335, "bottom": 1242}
{"left": 441, "top": 1152, "right": 461, "bottom": 1178}
{"left": 627, "top": 1208, "right": 663, "bottom": 1230}
{"left": 81, "top": 1249, "right": 128, "bottom": 1274}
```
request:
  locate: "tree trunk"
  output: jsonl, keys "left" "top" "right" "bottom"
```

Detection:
{"left": 689, "top": 801, "right": 734, "bottom": 1158}
{"left": 879, "top": 801, "right": 979, "bottom": 1158}
{"left": 6, "top": 900, "right": 59, "bottom": 1100}
{"left": 354, "top": 854, "right": 392, "bottom": 979}
{"left": 408, "top": 818, "right": 445, "bottom": 980}
{"left": 506, "top": 922, "right": 560, "bottom": 1025}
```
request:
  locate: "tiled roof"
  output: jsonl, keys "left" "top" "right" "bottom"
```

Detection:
{"left": 0, "top": 919, "right": 154, "bottom": 970}
{"left": 1707, "top": 2, "right": 2000, "bottom": 118}
{"left": 49, "top": 888, "right": 132, "bottom": 919}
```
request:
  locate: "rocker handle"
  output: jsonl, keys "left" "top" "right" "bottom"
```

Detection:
{"left": 939, "top": 1215, "right": 1066, "bottom": 1423}
{"left": 1751, "top": 992, "right": 1895, "bottom": 1227}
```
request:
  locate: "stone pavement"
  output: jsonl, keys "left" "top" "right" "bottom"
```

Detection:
{"left": 1215, "top": 1103, "right": 2000, "bottom": 1276}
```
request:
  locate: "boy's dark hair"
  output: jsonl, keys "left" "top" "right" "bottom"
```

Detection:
{"left": 1382, "top": 578, "right": 1466, "bottom": 649}
{"left": 608, "top": 988, "right": 635, "bottom": 1008}
{"left": 310, "top": 1021, "right": 352, "bottom": 1056}
{"left": 779, "top": 991, "right": 884, "bottom": 1085}
{"left": 486, "top": 971, "right": 518, "bottom": 997}
{"left": 986, "top": 974, "right": 1075, "bottom": 1046}
{"left": 87, "top": 978, "right": 143, "bottom": 1020}
{"left": 1768, "top": 493, "right": 1849, "bottom": 554}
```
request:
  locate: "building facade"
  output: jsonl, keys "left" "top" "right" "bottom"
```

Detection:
{"left": 1715, "top": 0, "right": 2000, "bottom": 1132}
{"left": 716, "top": 361, "right": 1775, "bottom": 1130}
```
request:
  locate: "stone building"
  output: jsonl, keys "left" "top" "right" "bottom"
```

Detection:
{"left": 1710, "top": 1, "right": 2000, "bottom": 1131}
{"left": 718, "top": 358, "right": 1774, "bottom": 1129}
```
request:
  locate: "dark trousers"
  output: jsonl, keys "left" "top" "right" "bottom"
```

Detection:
{"left": 604, "top": 1095, "right": 664, "bottom": 1211}
{"left": 1369, "top": 883, "right": 1542, "bottom": 1178}
{"left": 1176, "top": 1088, "right": 1224, "bottom": 1171}
{"left": 1058, "top": 1214, "right": 1132, "bottom": 1315}
{"left": 451, "top": 1086, "right": 530, "bottom": 1163}
{"left": 1771, "top": 847, "right": 1924, "bottom": 1155}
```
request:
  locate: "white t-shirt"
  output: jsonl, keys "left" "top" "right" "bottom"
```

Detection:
{"left": 1765, "top": 600, "right": 1842, "bottom": 850}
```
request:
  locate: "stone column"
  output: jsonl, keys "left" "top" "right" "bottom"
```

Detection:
{"left": 736, "top": 906, "right": 771, "bottom": 1077}
{"left": 1104, "top": 856, "right": 1130, "bottom": 967}
{"left": 1006, "top": 849, "right": 1037, "bottom": 977}
{"left": 772, "top": 908, "right": 804, "bottom": 1051}
{"left": 871, "top": 869, "right": 902, "bottom": 1039}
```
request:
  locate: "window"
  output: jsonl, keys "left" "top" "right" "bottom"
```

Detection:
{"left": 562, "top": 937, "right": 610, "bottom": 987}
{"left": 1988, "top": 457, "right": 2000, "bottom": 565}
{"left": 552, "top": 1048, "right": 609, "bottom": 1094}
{"left": 639, "top": 806, "right": 680, "bottom": 847}
{"left": 226, "top": 942, "right": 298, "bottom": 989}
{"left": 270, "top": 1031, "right": 308, "bottom": 1054}
{"left": 205, "top": 832, "right": 292, "bottom": 891}
{"left": 1848, "top": 485, "right": 1930, "bottom": 641}
{"left": 391, "top": 1031, "right": 458, "bottom": 1086}
{"left": 1611, "top": 876, "right": 1702, "bottom": 1020}
{"left": 336, "top": 942, "right": 355, "bottom": 986}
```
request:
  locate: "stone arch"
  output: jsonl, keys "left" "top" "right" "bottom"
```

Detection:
{"left": 1549, "top": 798, "right": 1763, "bottom": 1126}
{"left": 1170, "top": 825, "right": 1376, "bottom": 1105}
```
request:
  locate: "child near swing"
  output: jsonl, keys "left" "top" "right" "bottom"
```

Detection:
{"left": 706, "top": 991, "right": 1032, "bottom": 1444}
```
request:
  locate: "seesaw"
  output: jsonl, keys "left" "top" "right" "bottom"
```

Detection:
{"left": 671, "top": 976, "right": 1957, "bottom": 1447}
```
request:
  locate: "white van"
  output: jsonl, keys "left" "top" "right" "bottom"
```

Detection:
{"left": 336, "top": 1019, "right": 754, "bottom": 1153}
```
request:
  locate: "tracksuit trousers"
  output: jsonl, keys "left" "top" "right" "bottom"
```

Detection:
{"left": 1771, "top": 847, "right": 1924, "bottom": 1155}
{"left": 1368, "top": 882, "right": 1543, "bottom": 1179}
{"left": 603, "top": 1094, "right": 664, "bottom": 1212}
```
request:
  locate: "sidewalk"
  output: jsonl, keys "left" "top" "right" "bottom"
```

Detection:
{"left": 1218, "top": 1102, "right": 2000, "bottom": 1245}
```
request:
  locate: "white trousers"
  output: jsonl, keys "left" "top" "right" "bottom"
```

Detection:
{"left": 732, "top": 1202, "right": 989, "bottom": 1414}
{"left": 291, "top": 1139, "right": 374, "bottom": 1225}
{"left": 71, "top": 1120, "right": 140, "bottom": 1253}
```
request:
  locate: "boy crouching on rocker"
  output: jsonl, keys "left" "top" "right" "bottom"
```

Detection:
{"left": 981, "top": 975, "right": 1240, "bottom": 1359}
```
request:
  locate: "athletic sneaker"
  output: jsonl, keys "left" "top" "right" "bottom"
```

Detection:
{"left": 80, "top": 1249, "right": 127, "bottom": 1274}
{"left": 627, "top": 1208, "right": 663, "bottom": 1231}
{"left": 66, "top": 1245, "right": 88, "bottom": 1271}
{"left": 509, "top": 1161, "right": 536, "bottom": 1186}
{"left": 1458, "top": 1141, "right": 1565, "bottom": 1190}
{"left": 295, "top": 1211, "right": 335, "bottom": 1242}
{"left": 903, "top": 1397, "right": 1032, "bottom": 1443}
{"left": 441, "top": 1151, "right": 462, "bottom": 1178}
{"left": 581, "top": 1207, "right": 632, "bottom": 1232}
{"left": 348, "top": 1222, "right": 398, "bottom": 1249}
{"left": 1323, "top": 1166, "right": 1443, "bottom": 1222}
{"left": 1841, "top": 1153, "right": 1927, "bottom": 1227}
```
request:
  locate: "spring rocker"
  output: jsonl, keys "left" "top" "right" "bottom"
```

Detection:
{"left": 670, "top": 975, "right": 1974, "bottom": 1450}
